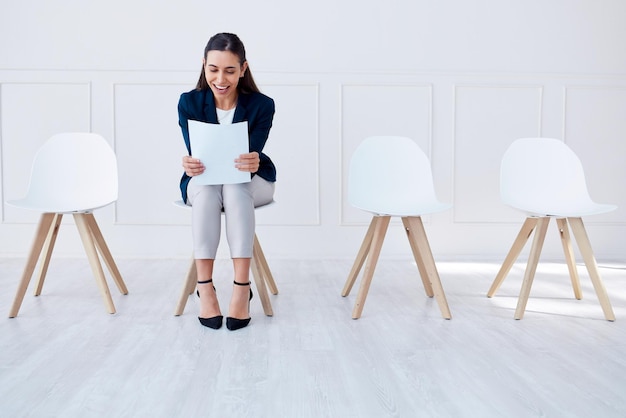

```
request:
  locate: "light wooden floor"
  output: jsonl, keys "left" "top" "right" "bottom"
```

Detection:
{"left": 1, "top": 257, "right": 625, "bottom": 418}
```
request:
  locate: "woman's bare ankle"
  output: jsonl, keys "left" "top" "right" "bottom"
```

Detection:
{"left": 197, "top": 280, "right": 221, "bottom": 318}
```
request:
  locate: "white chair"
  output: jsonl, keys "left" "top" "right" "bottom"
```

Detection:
{"left": 6, "top": 132, "right": 128, "bottom": 317}
{"left": 172, "top": 200, "right": 278, "bottom": 317}
{"left": 341, "top": 136, "right": 452, "bottom": 319}
{"left": 487, "top": 137, "right": 617, "bottom": 320}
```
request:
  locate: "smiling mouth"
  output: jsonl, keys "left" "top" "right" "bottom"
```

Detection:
{"left": 213, "top": 84, "right": 229, "bottom": 92}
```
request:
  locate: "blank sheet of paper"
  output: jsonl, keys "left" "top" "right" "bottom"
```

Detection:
{"left": 188, "top": 120, "right": 251, "bottom": 185}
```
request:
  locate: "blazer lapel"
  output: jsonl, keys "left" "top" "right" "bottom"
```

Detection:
{"left": 233, "top": 94, "right": 247, "bottom": 124}
{"left": 202, "top": 90, "right": 219, "bottom": 123}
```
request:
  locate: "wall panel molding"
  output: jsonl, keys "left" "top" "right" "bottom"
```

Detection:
{"left": 340, "top": 83, "right": 433, "bottom": 225}
{"left": 1, "top": 81, "right": 91, "bottom": 224}
{"left": 563, "top": 85, "right": 626, "bottom": 226}
{"left": 1, "top": 70, "right": 625, "bottom": 259}
{"left": 452, "top": 84, "right": 543, "bottom": 224}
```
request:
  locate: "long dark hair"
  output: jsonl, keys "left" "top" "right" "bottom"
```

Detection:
{"left": 195, "top": 33, "right": 260, "bottom": 94}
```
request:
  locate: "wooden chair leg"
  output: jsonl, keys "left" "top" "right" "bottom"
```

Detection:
{"left": 568, "top": 217, "right": 615, "bottom": 321}
{"left": 251, "top": 244, "right": 273, "bottom": 316}
{"left": 403, "top": 216, "right": 451, "bottom": 319}
{"left": 174, "top": 257, "right": 197, "bottom": 316}
{"left": 9, "top": 213, "right": 56, "bottom": 318}
{"left": 34, "top": 213, "right": 63, "bottom": 296}
{"left": 515, "top": 217, "right": 550, "bottom": 320}
{"left": 556, "top": 217, "right": 582, "bottom": 300}
{"left": 352, "top": 216, "right": 390, "bottom": 319}
{"left": 253, "top": 234, "right": 278, "bottom": 295}
{"left": 401, "top": 217, "right": 434, "bottom": 297}
{"left": 186, "top": 257, "right": 197, "bottom": 295}
{"left": 342, "top": 217, "right": 376, "bottom": 297}
{"left": 73, "top": 214, "right": 116, "bottom": 314}
{"left": 84, "top": 213, "right": 128, "bottom": 295}
{"left": 487, "top": 217, "right": 538, "bottom": 297}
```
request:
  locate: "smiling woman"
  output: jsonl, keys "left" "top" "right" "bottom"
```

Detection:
{"left": 177, "top": 33, "right": 276, "bottom": 332}
{"left": 202, "top": 51, "right": 246, "bottom": 111}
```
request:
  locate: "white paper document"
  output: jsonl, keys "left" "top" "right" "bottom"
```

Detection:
{"left": 188, "top": 120, "right": 251, "bottom": 185}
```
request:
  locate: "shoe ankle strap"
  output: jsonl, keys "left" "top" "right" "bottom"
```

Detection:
{"left": 233, "top": 280, "right": 251, "bottom": 286}
{"left": 197, "top": 279, "right": 213, "bottom": 284}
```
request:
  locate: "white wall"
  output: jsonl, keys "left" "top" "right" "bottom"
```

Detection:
{"left": 1, "top": 0, "right": 625, "bottom": 261}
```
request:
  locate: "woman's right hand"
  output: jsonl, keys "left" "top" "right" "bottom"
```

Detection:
{"left": 182, "top": 156, "right": 205, "bottom": 177}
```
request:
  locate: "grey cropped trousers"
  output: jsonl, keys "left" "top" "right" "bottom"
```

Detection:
{"left": 186, "top": 175, "right": 275, "bottom": 259}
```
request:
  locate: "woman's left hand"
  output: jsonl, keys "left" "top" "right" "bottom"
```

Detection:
{"left": 235, "top": 151, "right": 260, "bottom": 173}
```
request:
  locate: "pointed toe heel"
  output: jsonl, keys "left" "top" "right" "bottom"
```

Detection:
{"left": 226, "top": 281, "right": 253, "bottom": 331}
{"left": 226, "top": 316, "right": 250, "bottom": 331}
{"left": 199, "top": 315, "right": 223, "bottom": 329}
{"left": 197, "top": 279, "right": 223, "bottom": 330}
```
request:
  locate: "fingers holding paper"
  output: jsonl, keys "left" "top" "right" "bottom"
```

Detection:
{"left": 182, "top": 156, "right": 205, "bottom": 176}
{"left": 235, "top": 151, "right": 260, "bottom": 173}
{"left": 184, "top": 151, "right": 258, "bottom": 176}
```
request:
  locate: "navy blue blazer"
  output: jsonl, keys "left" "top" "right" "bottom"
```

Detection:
{"left": 178, "top": 88, "right": 276, "bottom": 203}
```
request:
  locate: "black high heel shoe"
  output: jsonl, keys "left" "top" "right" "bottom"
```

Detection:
{"left": 226, "top": 281, "right": 253, "bottom": 331}
{"left": 197, "top": 279, "right": 223, "bottom": 330}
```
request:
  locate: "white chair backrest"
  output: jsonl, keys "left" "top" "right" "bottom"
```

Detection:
{"left": 348, "top": 136, "right": 450, "bottom": 216}
{"left": 501, "top": 137, "right": 616, "bottom": 216}
{"left": 17, "top": 132, "right": 118, "bottom": 213}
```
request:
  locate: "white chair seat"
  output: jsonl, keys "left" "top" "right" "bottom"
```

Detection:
{"left": 7, "top": 196, "right": 117, "bottom": 214}
{"left": 354, "top": 201, "right": 452, "bottom": 218}
{"left": 511, "top": 201, "right": 616, "bottom": 218}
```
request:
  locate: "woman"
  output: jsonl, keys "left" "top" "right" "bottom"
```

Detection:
{"left": 178, "top": 33, "right": 276, "bottom": 331}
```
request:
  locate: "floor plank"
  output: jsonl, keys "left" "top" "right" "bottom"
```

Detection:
{"left": 1, "top": 257, "right": 625, "bottom": 417}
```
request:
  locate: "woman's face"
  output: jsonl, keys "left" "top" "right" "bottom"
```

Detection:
{"left": 203, "top": 50, "right": 247, "bottom": 107}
